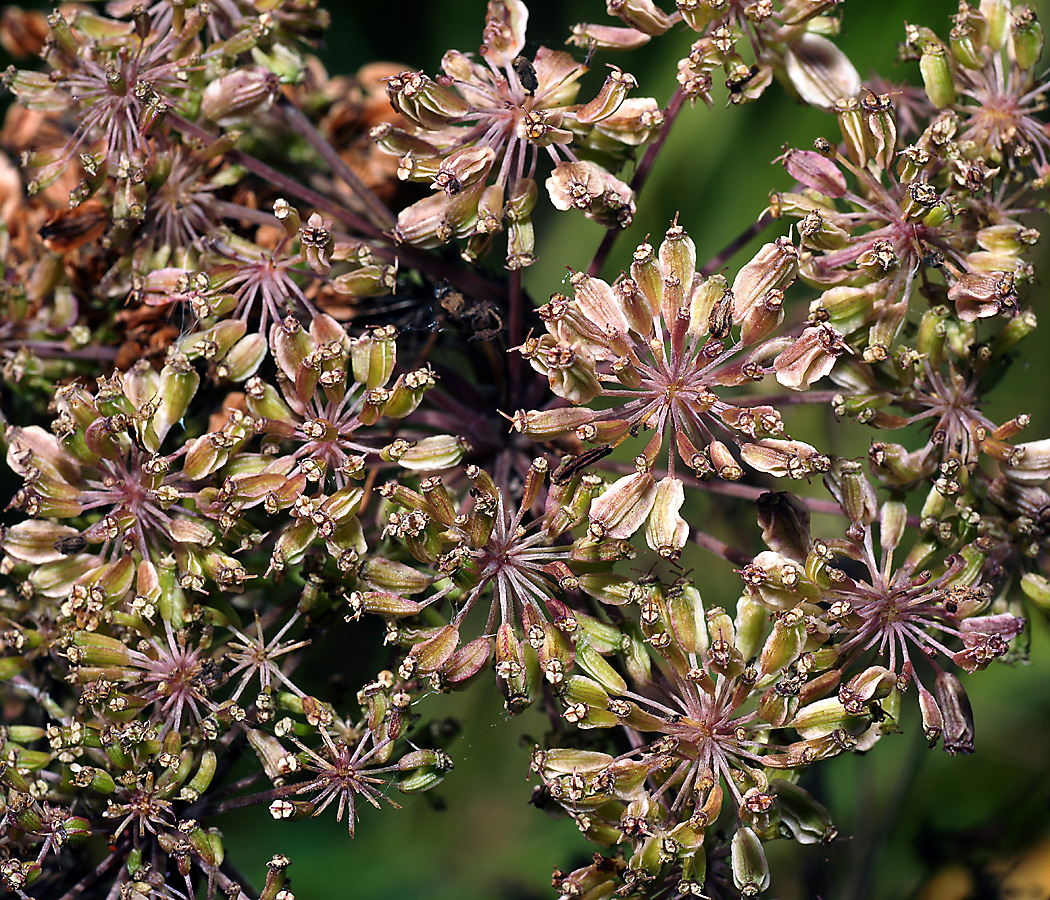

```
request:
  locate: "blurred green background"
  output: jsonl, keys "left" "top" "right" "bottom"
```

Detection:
{"left": 216, "top": 2, "right": 1050, "bottom": 899}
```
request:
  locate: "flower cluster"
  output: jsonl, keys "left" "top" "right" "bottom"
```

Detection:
{"left": 0, "top": 1, "right": 1047, "bottom": 899}
{"left": 379, "top": 0, "right": 663, "bottom": 267}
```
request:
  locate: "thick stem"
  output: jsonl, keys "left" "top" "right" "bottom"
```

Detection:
{"left": 700, "top": 212, "right": 773, "bottom": 277}
{"left": 691, "top": 528, "right": 753, "bottom": 566}
{"left": 508, "top": 267, "right": 523, "bottom": 403}
{"left": 745, "top": 390, "right": 841, "bottom": 406}
{"left": 277, "top": 99, "right": 395, "bottom": 232}
{"left": 15, "top": 342, "right": 121, "bottom": 362}
{"left": 587, "top": 86, "right": 688, "bottom": 277}
{"left": 169, "top": 115, "right": 509, "bottom": 308}
{"left": 167, "top": 113, "right": 385, "bottom": 240}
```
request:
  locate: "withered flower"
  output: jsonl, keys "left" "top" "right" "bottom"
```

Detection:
{"left": 379, "top": 0, "right": 658, "bottom": 266}
{"left": 5, "top": 9, "right": 194, "bottom": 175}
{"left": 2, "top": 362, "right": 242, "bottom": 596}
{"left": 514, "top": 220, "right": 827, "bottom": 545}
{"left": 908, "top": 4, "right": 1050, "bottom": 170}
{"left": 71, "top": 618, "right": 220, "bottom": 736}
{"left": 281, "top": 728, "right": 403, "bottom": 837}
{"left": 745, "top": 464, "right": 1024, "bottom": 749}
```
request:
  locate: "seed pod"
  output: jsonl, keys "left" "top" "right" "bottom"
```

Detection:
{"left": 934, "top": 670, "right": 974, "bottom": 754}
{"left": 791, "top": 696, "right": 866, "bottom": 739}
{"left": 659, "top": 221, "right": 697, "bottom": 318}
{"left": 645, "top": 476, "right": 689, "bottom": 559}
{"left": 949, "top": 29, "right": 979, "bottom": 69}
{"left": 397, "top": 435, "right": 466, "bottom": 472}
{"left": 773, "top": 324, "right": 847, "bottom": 390}
{"left": 950, "top": 271, "right": 1017, "bottom": 322}
{"left": 442, "top": 637, "right": 492, "bottom": 687}
{"left": 73, "top": 630, "right": 135, "bottom": 667}
{"left": 577, "top": 65, "right": 637, "bottom": 124}
{"left": 784, "top": 33, "right": 861, "bottom": 109}
{"left": 732, "top": 826, "right": 770, "bottom": 897}
{"left": 570, "top": 271, "right": 631, "bottom": 335}
{"left": 220, "top": 334, "right": 267, "bottom": 382}
{"left": 359, "top": 557, "right": 430, "bottom": 594}
{"left": 781, "top": 148, "right": 847, "bottom": 197}
{"left": 1011, "top": 7, "right": 1044, "bottom": 70}
{"left": 1021, "top": 572, "right": 1050, "bottom": 612}
{"left": 757, "top": 491, "right": 811, "bottom": 561}
{"left": 743, "top": 550, "right": 816, "bottom": 610}
{"left": 664, "top": 584, "right": 705, "bottom": 655}
{"left": 759, "top": 612, "right": 805, "bottom": 678}
{"left": 689, "top": 274, "right": 728, "bottom": 335}
{"left": 606, "top": 0, "right": 675, "bottom": 35}
{"left": 398, "top": 749, "right": 454, "bottom": 794}
{"left": 825, "top": 459, "right": 877, "bottom": 527}
{"left": 352, "top": 328, "right": 397, "bottom": 389}
{"left": 589, "top": 472, "right": 658, "bottom": 540}
{"left": 920, "top": 42, "right": 956, "bottom": 109}
{"left": 386, "top": 70, "right": 469, "bottom": 129}
{"left": 411, "top": 625, "right": 460, "bottom": 675}
{"left": 181, "top": 749, "right": 217, "bottom": 802}
{"left": 732, "top": 238, "right": 799, "bottom": 324}
{"left": 730, "top": 595, "right": 763, "bottom": 662}
{"left": 575, "top": 639, "right": 627, "bottom": 695}
{"left": 862, "top": 92, "right": 897, "bottom": 169}
{"left": 772, "top": 780, "right": 837, "bottom": 844}
{"left": 710, "top": 440, "right": 744, "bottom": 480}
{"left": 200, "top": 67, "right": 279, "bottom": 125}
{"left": 981, "top": 0, "right": 1011, "bottom": 49}
{"left": 741, "top": 439, "right": 829, "bottom": 479}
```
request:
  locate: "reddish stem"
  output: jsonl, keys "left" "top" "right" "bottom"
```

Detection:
{"left": 587, "top": 86, "right": 688, "bottom": 277}
{"left": 691, "top": 529, "right": 753, "bottom": 566}
{"left": 700, "top": 212, "right": 773, "bottom": 277}
{"left": 277, "top": 99, "right": 395, "bottom": 232}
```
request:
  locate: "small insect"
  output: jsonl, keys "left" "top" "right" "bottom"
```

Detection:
{"left": 511, "top": 55, "right": 539, "bottom": 95}
{"left": 551, "top": 445, "right": 613, "bottom": 485}
{"left": 434, "top": 282, "right": 504, "bottom": 341}
{"left": 726, "top": 64, "right": 761, "bottom": 96}
{"left": 54, "top": 534, "right": 88, "bottom": 556}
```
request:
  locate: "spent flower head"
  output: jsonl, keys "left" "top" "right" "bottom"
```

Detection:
{"left": 379, "top": 0, "right": 660, "bottom": 266}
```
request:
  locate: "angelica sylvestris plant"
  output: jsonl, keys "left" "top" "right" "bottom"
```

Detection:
{"left": 0, "top": 0, "right": 1047, "bottom": 897}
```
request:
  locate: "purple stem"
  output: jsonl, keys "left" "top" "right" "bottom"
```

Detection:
{"left": 692, "top": 528, "right": 753, "bottom": 566}
{"left": 277, "top": 99, "right": 396, "bottom": 232}
{"left": 587, "top": 86, "right": 688, "bottom": 278}
{"left": 169, "top": 114, "right": 508, "bottom": 307}
{"left": 746, "top": 390, "right": 841, "bottom": 406}
{"left": 15, "top": 342, "right": 121, "bottom": 361}
{"left": 700, "top": 212, "right": 773, "bottom": 277}
{"left": 168, "top": 113, "right": 386, "bottom": 240}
